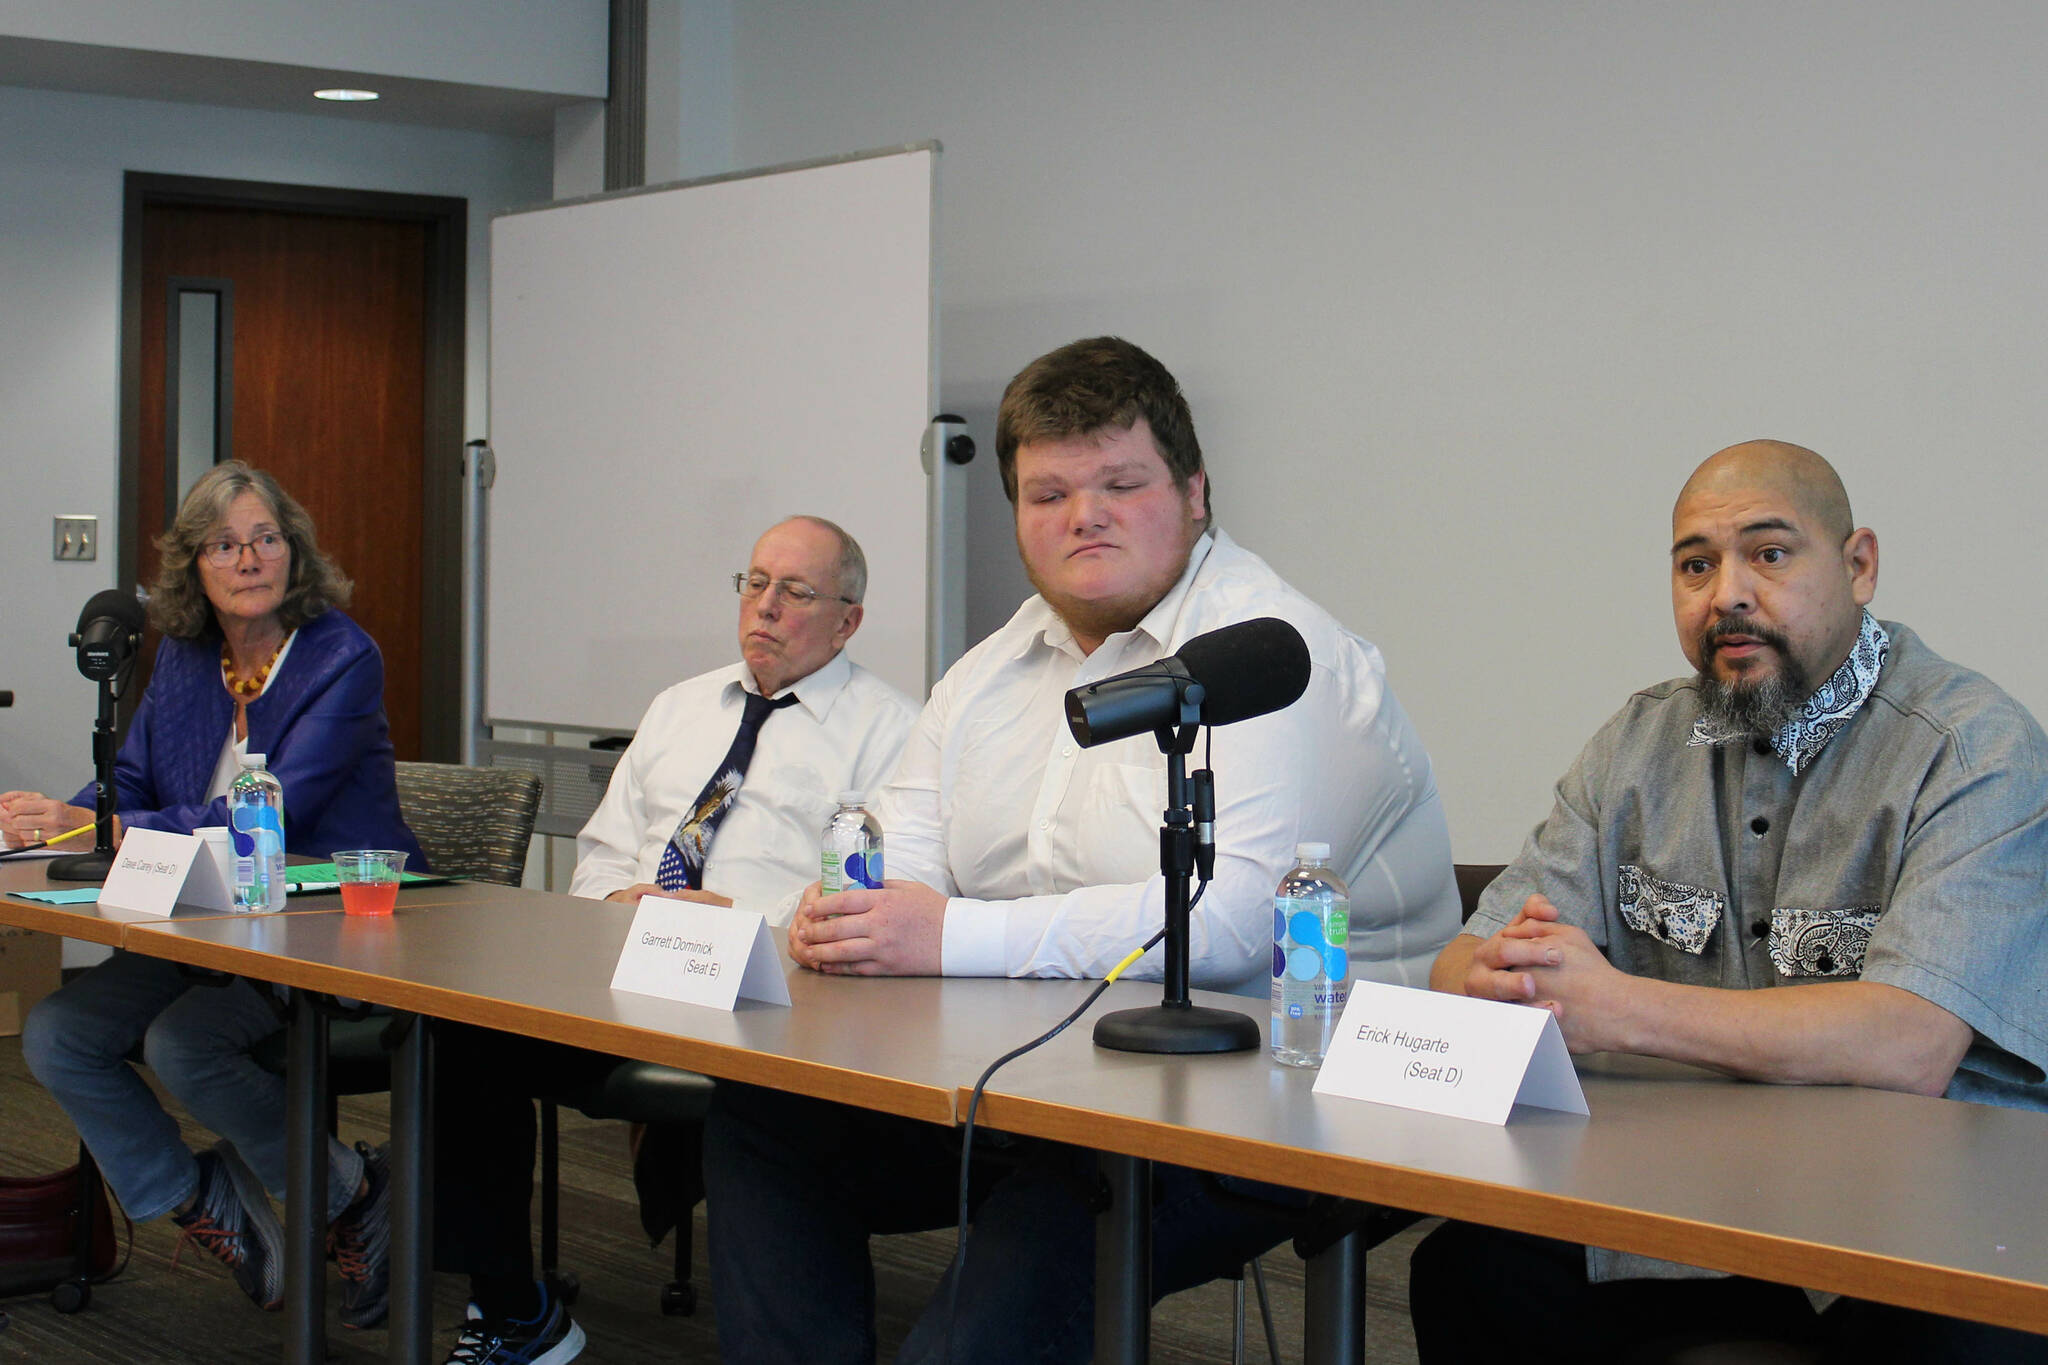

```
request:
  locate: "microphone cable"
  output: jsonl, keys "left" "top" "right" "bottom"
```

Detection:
{"left": 939, "top": 875, "right": 1208, "bottom": 1363}
{"left": 940, "top": 728, "right": 1221, "bottom": 1360}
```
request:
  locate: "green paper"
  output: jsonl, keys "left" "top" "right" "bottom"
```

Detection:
{"left": 8, "top": 887, "right": 103, "bottom": 905}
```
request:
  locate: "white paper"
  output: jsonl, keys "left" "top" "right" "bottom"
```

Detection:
{"left": 97, "top": 829, "right": 203, "bottom": 918}
{"left": 178, "top": 832, "right": 235, "bottom": 911}
{"left": 1312, "top": 980, "right": 1590, "bottom": 1125}
{"left": 609, "top": 898, "right": 792, "bottom": 1011}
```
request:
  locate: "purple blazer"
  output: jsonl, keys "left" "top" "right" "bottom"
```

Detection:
{"left": 75, "top": 609, "right": 426, "bottom": 866}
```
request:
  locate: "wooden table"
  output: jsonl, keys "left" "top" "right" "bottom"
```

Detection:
{"left": 0, "top": 857, "right": 506, "bottom": 938}
{"left": 0, "top": 862, "right": 520, "bottom": 1362}
{"left": 26, "top": 868, "right": 2045, "bottom": 1364}
{"left": 972, "top": 989, "right": 2048, "bottom": 1359}
{"left": 118, "top": 889, "right": 1145, "bottom": 1364}
{"left": 2, "top": 854, "right": 262, "bottom": 944}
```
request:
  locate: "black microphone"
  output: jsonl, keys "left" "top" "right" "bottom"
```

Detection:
{"left": 1064, "top": 617, "right": 1311, "bottom": 748}
{"left": 47, "top": 589, "right": 145, "bottom": 882}
{"left": 71, "top": 589, "right": 145, "bottom": 684}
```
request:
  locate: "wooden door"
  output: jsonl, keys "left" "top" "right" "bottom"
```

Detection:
{"left": 134, "top": 203, "right": 430, "bottom": 758}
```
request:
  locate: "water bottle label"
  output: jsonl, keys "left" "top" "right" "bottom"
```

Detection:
{"left": 846, "top": 848, "right": 881, "bottom": 889}
{"left": 822, "top": 845, "right": 882, "bottom": 893}
{"left": 1273, "top": 897, "right": 1350, "bottom": 983}
{"left": 230, "top": 805, "right": 285, "bottom": 859}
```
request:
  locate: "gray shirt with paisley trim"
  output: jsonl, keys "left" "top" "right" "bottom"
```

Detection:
{"left": 1469, "top": 621, "right": 2048, "bottom": 1276}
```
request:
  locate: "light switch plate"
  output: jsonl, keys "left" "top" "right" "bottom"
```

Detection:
{"left": 54, "top": 515, "right": 97, "bottom": 561}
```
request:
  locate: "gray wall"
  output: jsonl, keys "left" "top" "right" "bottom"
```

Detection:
{"left": 8, "top": 1, "right": 2047, "bottom": 877}
{"left": 1, "top": 0, "right": 605, "bottom": 94}
{"left": 0, "top": 82, "right": 549, "bottom": 827}
{"left": 717, "top": 0, "right": 2048, "bottom": 859}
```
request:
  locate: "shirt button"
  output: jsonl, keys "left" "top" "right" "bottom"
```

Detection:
{"left": 1062, "top": 746, "right": 1074, "bottom": 758}
{"left": 1749, "top": 817, "right": 1770, "bottom": 835}
{"left": 1038, "top": 819, "right": 1049, "bottom": 830}
{"left": 1751, "top": 739, "right": 1773, "bottom": 757}
{"left": 1751, "top": 919, "right": 1769, "bottom": 939}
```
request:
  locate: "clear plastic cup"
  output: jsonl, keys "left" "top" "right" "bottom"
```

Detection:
{"left": 332, "top": 849, "right": 408, "bottom": 916}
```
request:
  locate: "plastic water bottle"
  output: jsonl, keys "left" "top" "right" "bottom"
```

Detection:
{"left": 1270, "top": 841, "right": 1351, "bottom": 1067}
{"left": 228, "top": 754, "right": 287, "bottom": 913}
{"left": 820, "top": 792, "right": 883, "bottom": 894}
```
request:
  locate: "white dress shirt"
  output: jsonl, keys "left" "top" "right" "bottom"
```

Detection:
{"left": 880, "top": 531, "right": 1462, "bottom": 994}
{"left": 571, "top": 650, "right": 918, "bottom": 924}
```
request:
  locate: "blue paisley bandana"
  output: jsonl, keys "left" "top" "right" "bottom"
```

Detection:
{"left": 1688, "top": 611, "right": 1890, "bottom": 775}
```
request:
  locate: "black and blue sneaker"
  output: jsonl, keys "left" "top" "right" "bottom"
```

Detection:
{"left": 445, "top": 1288, "right": 586, "bottom": 1365}
{"left": 332, "top": 1141, "right": 392, "bottom": 1329}
{"left": 171, "top": 1141, "right": 285, "bottom": 1311}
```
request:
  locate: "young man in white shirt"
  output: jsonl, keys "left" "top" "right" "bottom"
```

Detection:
{"left": 706, "top": 338, "right": 1462, "bottom": 1363}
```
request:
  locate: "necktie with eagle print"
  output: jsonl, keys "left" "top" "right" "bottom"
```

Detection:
{"left": 654, "top": 690, "right": 801, "bottom": 892}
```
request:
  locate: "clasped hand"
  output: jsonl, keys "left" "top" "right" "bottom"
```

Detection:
{"left": 1462, "top": 893, "right": 1632, "bottom": 1054}
{"left": 786, "top": 878, "right": 945, "bottom": 976}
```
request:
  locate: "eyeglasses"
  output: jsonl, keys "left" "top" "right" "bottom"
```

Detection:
{"left": 201, "top": 533, "right": 289, "bottom": 568}
{"left": 732, "top": 572, "right": 856, "bottom": 608}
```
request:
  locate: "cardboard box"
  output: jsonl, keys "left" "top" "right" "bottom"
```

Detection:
{"left": 0, "top": 926, "right": 62, "bottom": 1037}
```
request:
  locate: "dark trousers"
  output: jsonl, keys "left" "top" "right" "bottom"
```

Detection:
{"left": 703, "top": 1080, "right": 1314, "bottom": 1365}
{"left": 430, "top": 1022, "right": 621, "bottom": 1281}
{"left": 1410, "top": 1220, "right": 2048, "bottom": 1365}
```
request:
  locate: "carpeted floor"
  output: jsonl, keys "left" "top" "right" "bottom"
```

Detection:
{"left": 0, "top": 1034, "right": 1428, "bottom": 1362}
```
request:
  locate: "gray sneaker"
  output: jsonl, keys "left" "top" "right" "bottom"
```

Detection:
{"left": 332, "top": 1141, "right": 392, "bottom": 1329}
{"left": 172, "top": 1141, "right": 285, "bottom": 1311}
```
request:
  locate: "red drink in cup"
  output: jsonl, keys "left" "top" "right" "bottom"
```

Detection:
{"left": 339, "top": 880, "right": 400, "bottom": 916}
{"left": 333, "top": 850, "right": 408, "bottom": 917}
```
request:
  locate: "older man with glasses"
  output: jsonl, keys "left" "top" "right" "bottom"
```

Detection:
{"left": 428, "top": 515, "right": 918, "bottom": 1365}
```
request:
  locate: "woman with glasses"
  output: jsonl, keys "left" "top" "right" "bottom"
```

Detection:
{"left": 11, "top": 461, "right": 421, "bottom": 1327}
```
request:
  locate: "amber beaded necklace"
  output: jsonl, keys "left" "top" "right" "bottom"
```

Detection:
{"left": 221, "top": 634, "right": 290, "bottom": 700}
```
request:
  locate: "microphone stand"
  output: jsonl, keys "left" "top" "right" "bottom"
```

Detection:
{"left": 47, "top": 674, "right": 120, "bottom": 883}
{"left": 1093, "top": 685, "right": 1262, "bottom": 1055}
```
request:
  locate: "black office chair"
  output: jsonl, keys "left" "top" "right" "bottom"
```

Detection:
{"left": 1455, "top": 863, "right": 1506, "bottom": 924}
{"left": 537, "top": 1061, "right": 714, "bottom": 1316}
{"left": 391, "top": 761, "right": 544, "bottom": 885}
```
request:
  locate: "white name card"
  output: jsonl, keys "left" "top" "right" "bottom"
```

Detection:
{"left": 1312, "top": 980, "right": 1589, "bottom": 1125}
{"left": 610, "top": 898, "right": 792, "bottom": 1011}
{"left": 97, "top": 828, "right": 234, "bottom": 918}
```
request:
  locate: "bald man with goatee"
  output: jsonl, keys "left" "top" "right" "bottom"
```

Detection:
{"left": 1411, "top": 441, "right": 2048, "bottom": 1364}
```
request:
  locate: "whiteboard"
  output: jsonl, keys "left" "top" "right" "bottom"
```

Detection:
{"left": 485, "top": 145, "right": 940, "bottom": 732}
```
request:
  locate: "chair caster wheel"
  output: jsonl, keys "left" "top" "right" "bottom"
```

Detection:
{"left": 545, "top": 1269, "right": 580, "bottom": 1307}
{"left": 52, "top": 1279, "right": 91, "bottom": 1313}
{"left": 660, "top": 1281, "right": 696, "bottom": 1316}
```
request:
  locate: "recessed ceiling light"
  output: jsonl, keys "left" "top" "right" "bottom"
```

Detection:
{"left": 314, "top": 88, "right": 380, "bottom": 102}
